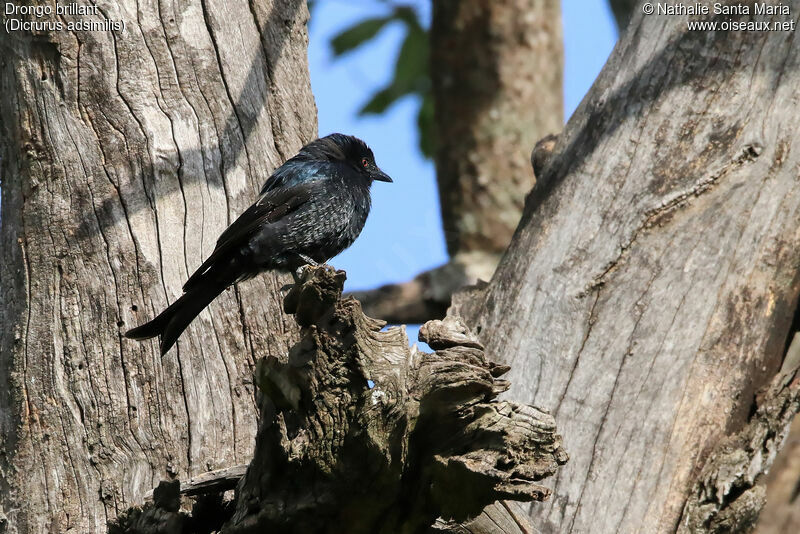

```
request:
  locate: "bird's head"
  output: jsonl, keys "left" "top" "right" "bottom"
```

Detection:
{"left": 303, "top": 133, "right": 393, "bottom": 184}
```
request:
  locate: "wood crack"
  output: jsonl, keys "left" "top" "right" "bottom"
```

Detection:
{"left": 584, "top": 144, "right": 762, "bottom": 296}
{"left": 198, "top": 0, "right": 254, "bottom": 177}
{"left": 554, "top": 291, "right": 600, "bottom": 418}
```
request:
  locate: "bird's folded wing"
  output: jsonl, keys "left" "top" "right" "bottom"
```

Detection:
{"left": 182, "top": 181, "right": 317, "bottom": 291}
{"left": 259, "top": 159, "right": 328, "bottom": 195}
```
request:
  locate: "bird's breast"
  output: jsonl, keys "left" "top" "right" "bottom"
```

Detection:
{"left": 288, "top": 182, "right": 371, "bottom": 263}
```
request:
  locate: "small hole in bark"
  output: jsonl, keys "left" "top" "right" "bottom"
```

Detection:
{"left": 116, "top": 320, "right": 124, "bottom": 327}
{"left": 131, "top": 304, "right": 138, "bottom": 312}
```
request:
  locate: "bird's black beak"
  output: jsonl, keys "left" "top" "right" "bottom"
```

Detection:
{"left": 372, "top": 168, "right": 393, "bottom": 183}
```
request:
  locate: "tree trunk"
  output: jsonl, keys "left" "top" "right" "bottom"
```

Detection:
{"left": 228, "top": 268, "right": 566, "bottom": 533}
{"left": 609, "top": 0, "right": 637, "bottom": 31}
{"left": 353, "top": 0, "right": 564, "bottom": 324}
{"left": 454, "top": 4, "right": 800, "bottom": 532}
{"left": 0, "top": 1, "right": 315, "bottom": 532}
{"left": 432, "top": 0, "right": 562, "bottom": 259}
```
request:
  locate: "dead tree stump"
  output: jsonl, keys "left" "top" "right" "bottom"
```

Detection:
{"left": 111, "top": 266, "right": 567, "bottom": 533}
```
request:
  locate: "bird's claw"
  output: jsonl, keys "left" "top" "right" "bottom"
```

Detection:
{"left": 294, "top": 264, "right": 315, "bottom": 282}
{"left": 290, "top": 262, "right": 331, "bottom": 286}
{"left": 291, "top": 266, "right": 307, "bottom": 284}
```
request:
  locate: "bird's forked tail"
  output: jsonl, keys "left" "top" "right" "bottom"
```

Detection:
{"left": 124, "top": 281, "right": 227, "bottom": 356}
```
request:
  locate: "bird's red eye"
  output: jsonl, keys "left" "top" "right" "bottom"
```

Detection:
{"left": 361, "top": 158, "right": 369, "bottom": 168}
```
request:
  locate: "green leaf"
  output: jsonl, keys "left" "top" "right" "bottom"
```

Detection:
{"left": 325, "top": 4, "right": 435, "bottom": 159}
{"left": 393, "top": 26, "right": 428, "bottom": 92}
{"left": 392, "top": 6, "right": 422, "bottom": 31}
{"left": 331, "top": 17, "right": 391, "bottom": 56}
{"left": 359, "top": 85, "right": 408, "bottom": 115}
{"left": 359, "top": 25, "right": 429, "bottom": 116}
{"left": 417, "top": 93, "right": 435, "bottom": 158}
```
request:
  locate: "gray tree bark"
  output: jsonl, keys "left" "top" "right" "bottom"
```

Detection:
{"left": 453, "top": 3, "right": 800, "bottom": 532}
{"left": 353, "top": 0, "right": 564, "bottom": 325}
{"left": 7, "top": 1, "right": 800, "bottom": 533}
{"left": 609, "top": 0, "right": 638, "bottom": 31}
{"left": 0, "top": 1, "right": 315, "bottom": 532}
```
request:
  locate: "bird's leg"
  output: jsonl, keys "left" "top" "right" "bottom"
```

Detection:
{"left": 279, "top": 267, "right": 305, "bottom": 298}
{"left": 292, "top": 253, "right": 321, "bottom": 282}
{"left": 291, "top": 268, "right": 303, "bottom": 284}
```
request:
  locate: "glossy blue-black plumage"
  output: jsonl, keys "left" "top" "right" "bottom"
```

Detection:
{"left": 125, "top": 133, "right": 392, "bottom": 355}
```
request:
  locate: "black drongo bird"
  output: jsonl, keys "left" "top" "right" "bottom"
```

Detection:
{"left": 125, "top": 133, "right": 392, "bottom": 355}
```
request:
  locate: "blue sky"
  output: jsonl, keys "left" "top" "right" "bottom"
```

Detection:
{"left": 307, "top": 0, "right": 617, "bottom": 342}
{"left": 309, "top": 0, "right": 617, "bottom": 291}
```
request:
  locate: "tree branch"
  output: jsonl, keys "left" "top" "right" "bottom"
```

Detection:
{"left": 347, "top": 251, "right": 499, "bottom": 325}
{"left": 455, "top": 4, "right": 800, "bottom": 529}
{"left": 608, "top": 0, "right": 637, "bottom": 31}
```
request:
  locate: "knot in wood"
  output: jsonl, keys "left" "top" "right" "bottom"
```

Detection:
{"left": 419, "top": 316, "right": 485, "bottom": 350}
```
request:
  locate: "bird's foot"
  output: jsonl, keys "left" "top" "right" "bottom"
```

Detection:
{"left": 294, "top": 263, "right": 317, "bottom": 282}
{"left": 292, "top": 265, "right": 309, "bottom": 283}
{"left": 287, "top": 261, "right": 330, "bottom": 288}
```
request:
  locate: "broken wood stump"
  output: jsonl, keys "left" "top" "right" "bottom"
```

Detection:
{"left": 110, "top": 266, "right": 567, "bottom": 533}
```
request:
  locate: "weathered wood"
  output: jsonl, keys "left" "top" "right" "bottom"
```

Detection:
{"left": 138, "top": 474, "right": 540, "bottom": 534}
{"left": 142, "top": 464, "right": 248, "bottom": 501}
{"left": 679, "top": 337, "right": 800, "bottom": 533}
{"left": 455, "top": 4, "right": 800, "bottom": 532}
{"left": 609, "top": 0, "right": 637, "bottom": 30}
{"left": 754, "top": 416, "right": 800, "bottom": 534}
{"left": 110, "top": 267, "right": 567, "bottom": 533}
{"left": 227, "top": 267, "right": 567, "bottom": 533}
{"left": 754, "top": 334, "right": 800, "bottom": 534}
{"left": 530, "top": 134, "right": 560, "bottom": 183}
{"left": 143, "top": 466, "right": 538, "bottom": 534}
{"left": 432, "top": 502, "right": 539, "bottom": 534}
{"left": 0, "top": 1, "right": 315, "bottom": 532}
{"left": 347, "top": 255, "right": 494, "bottom": 325}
